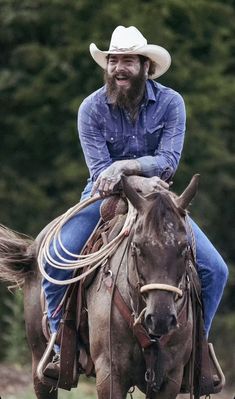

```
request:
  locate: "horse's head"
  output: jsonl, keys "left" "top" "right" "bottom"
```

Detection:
{"left": 122, "top": 175, "right": 199, "bottom": 337}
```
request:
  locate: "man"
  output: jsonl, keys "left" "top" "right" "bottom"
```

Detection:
{"left": 43, "top": 26, "right": 228, "bottom": 374}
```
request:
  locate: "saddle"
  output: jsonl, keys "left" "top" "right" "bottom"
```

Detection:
{"left": 38, "top": 195, "right": 225, "bottom": 397}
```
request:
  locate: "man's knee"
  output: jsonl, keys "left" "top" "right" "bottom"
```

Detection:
{"left": 207, "top": 254, "right": 229, "bottom": 289}
{"left": 217, "top": 258, "right": 229, "bottom": 286}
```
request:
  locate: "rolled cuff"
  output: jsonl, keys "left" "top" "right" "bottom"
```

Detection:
{"left": 137, "top": 155, "right": 174, "bottom": 181}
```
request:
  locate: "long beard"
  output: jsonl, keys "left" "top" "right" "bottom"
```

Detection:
{"left": 104, "top": 67, "right": 146, "bottom": 120}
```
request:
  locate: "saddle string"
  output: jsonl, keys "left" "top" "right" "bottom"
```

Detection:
{"left": 37, "top": 195, "right": 137, "bottom": 285}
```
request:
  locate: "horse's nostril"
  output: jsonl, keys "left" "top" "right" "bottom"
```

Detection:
{"left": 145, "top": 312, "right": 177, "bottom": 335}
{"left": 169, "top": 314, "right": 177, "bottom": 328}
{"left": 145, "top": 313, "right": 153, "bottom": 327}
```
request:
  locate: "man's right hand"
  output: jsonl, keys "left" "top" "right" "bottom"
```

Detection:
{"left": 91, "top": 160, "right": 141, "bottom": 197}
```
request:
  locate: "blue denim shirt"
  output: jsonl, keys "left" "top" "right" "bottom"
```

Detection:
{"left": 77, "top": 80, "right": 186, "bottom": 182}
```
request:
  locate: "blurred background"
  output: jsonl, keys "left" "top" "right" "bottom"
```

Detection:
{"left": 0, "top": 0, "right": 234, "bottom": 396}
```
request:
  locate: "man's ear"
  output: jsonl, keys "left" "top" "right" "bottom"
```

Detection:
{"left": 144, "top": 60, "right": 150, "bottom": 77}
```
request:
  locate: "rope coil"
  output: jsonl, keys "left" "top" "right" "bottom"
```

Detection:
{"left": 37, "top": 195, "right": 137, "bottom": 285}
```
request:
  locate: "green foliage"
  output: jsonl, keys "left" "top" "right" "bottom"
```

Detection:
{"left": 2, "top": 290, "right": 30, "bottom": 364}
{"left": 0, "top": 0, "right": 234, "bottom": 384}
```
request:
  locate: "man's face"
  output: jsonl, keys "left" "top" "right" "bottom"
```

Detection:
{"left": 105, "top": 54, "right": 149, "bottom": 112}
{"left": 106, "top": 54, "right": 142, "bottom": 90}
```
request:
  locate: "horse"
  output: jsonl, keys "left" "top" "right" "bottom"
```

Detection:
{"left": 0, "top": 175, "right": 199, "bottom": 399}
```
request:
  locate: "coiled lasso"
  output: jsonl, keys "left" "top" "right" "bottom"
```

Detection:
{"left": 37, "top": 194, "right": 137, "bottom": 285}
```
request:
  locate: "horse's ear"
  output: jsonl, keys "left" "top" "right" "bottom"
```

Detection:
{"left": 121, "top": 175, "right": 147, "bottom": 212}
{"left": 176, "top": 174, "right": 200, "bottom": 210}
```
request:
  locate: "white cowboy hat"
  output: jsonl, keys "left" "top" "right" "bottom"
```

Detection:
{"left": 89, "top": 26, "right": 171, "bottom": 79}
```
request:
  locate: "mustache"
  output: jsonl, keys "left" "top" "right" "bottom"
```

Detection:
{"left": 106, "top": 72, "right": 132, "bottom": 83}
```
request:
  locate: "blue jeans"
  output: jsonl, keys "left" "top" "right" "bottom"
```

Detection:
{"left": 42, "top": 181, "right": 102, "bottom": 333}
{"left": 42, "top": 183, "right": 228, "bottom": 337}
{"left": 188, "top": 217, "right": 228, "bottom": 333}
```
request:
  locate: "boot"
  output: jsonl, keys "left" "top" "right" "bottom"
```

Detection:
{"left": 43, "top": 353, "right": 60, "bottom": 380}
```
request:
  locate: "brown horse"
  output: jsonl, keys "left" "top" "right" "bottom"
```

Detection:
{"left": 0, "top": 175, "right": 199, "bottom": 399}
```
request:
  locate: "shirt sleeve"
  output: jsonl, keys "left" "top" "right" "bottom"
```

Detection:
{"left": 137, "top": 93, "right": 186, "bottom": 181}
{"left": 77, "top": 98, "right": 112, "bottom": 181}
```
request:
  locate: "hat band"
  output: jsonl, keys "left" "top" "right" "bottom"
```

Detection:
{"left": 109, "top": 43, "right": 146, "bottom": 53}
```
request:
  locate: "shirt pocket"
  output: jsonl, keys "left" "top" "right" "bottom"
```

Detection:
{"left": 145, "top": 123, "right": 164, "bottom": 152}
{"left": 105, "top": 133, "right": 125, "bottom": 156}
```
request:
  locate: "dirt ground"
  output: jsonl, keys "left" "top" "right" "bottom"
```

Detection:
{"left": 0, "top": 363, "right": 234, "bottom": 398}
{"left": 0, "top": 363, "right": 32, "bottom": 396}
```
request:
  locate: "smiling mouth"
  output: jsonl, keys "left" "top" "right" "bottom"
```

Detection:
{"left": 115, "top": 75, "right": 130, "bottom": 85}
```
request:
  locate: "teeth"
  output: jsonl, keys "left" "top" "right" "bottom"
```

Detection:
{"left": 116, "top": 75, "right": 128, "bottom": 80}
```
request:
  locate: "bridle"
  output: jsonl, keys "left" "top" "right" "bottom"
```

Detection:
{"left": 126, "top": 233, "right": 192, "bottom": 396}
{"left": 130, "top": 240, "right": 191, "bottom": 303}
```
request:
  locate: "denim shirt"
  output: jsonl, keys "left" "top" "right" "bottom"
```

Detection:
{"left": 77, "top": 80, "right": 186, "bottom": 182}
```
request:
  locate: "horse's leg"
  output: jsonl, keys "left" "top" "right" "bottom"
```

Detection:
{"left": 24, "top": 276, "right": 58, "bottom": 399}
{"left": 155, "top": 367, "right": 184, "bottom": 399}
{"left": 96, "top": 377, "right": 126, "bottom": 399}
{"left": 95, "top": 361, "right": 128, "bottom": 399}
{"left": 33, "top": 373, "right": 58, "bottom": 399}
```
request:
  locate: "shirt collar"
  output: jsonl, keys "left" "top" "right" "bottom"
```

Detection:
{"left": 145, "top": 80, "right": 157, "bottom": 103}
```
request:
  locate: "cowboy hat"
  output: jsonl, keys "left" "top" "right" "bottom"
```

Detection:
{"left": 89, "top": 26, "right": 171, "bottom": 79}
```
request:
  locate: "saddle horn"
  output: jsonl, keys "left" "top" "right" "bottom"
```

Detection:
{"left": 176, "top": 174, "right": 200, "bottom": 210}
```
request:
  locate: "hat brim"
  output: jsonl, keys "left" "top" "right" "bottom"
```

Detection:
{"left": 89, "top": 43, "right": 171, "bottom": 79}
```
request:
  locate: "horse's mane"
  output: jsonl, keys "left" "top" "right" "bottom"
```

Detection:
{"left": 145, "top": 191, "right": 184, "bottom": 236}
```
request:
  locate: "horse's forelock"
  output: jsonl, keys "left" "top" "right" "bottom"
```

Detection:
{"left": 144, "top": 192, "right": 183, "bottom": 236}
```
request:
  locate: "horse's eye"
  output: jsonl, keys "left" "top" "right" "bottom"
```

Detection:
{"left": 137, "top": 249, "right": 143, "bottom": 257}
{"left": 139, "top": 272, "right": 145, "bottom": 283}
{"left": 134, "top": 244, "right": 143, "bottom": 258}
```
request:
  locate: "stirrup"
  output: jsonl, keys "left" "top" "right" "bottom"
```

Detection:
{"left": 208, "top": 343, "right": 226, "bottom": 393}
{"left": 43, "top": 353, "right": 60, "bottom": 380}
{"left": 37, "top": 333, "right": 60, "bottom": 388}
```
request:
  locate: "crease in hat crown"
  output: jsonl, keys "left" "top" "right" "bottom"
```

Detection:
{"left": 109, "top": 26, "right": 147, "bottom": 52}
{"left": 89, "top": 25, "right": 171, "bottom": 79}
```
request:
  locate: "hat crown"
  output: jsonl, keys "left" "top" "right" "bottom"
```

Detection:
{"left": 109, "top": 26, "right": 147, "bottom": 52}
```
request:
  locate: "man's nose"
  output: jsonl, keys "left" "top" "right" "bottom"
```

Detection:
{"left": 115, "top": 61, "right": 125, "bottom": 72}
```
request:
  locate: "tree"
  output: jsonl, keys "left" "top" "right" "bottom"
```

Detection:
{"left": 0, "top": 0, "right": 234, "bottom": 382}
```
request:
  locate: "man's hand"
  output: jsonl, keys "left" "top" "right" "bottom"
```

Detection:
{"left": 124, "top": 175, "right": 169, "bottom": 196}
{"left": 91, "top": 160, "right": 141, "bottom": 197}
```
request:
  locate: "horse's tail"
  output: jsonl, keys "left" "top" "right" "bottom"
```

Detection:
{"left": 0, "top": 224, "right": 36, "bottom": 285}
